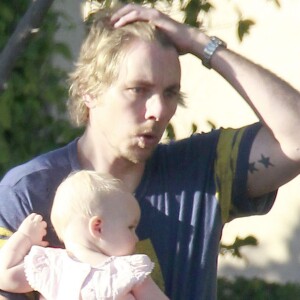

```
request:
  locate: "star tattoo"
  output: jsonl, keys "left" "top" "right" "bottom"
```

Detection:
{"left": 248, "top": 162, "right": 259, "bottom": 173}
{"left": 258, "top": 154, "right": 274, "bottom": 168}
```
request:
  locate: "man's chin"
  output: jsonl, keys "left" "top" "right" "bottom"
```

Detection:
{"left": 125, "top": 147, "right": 155, "bottom": 164}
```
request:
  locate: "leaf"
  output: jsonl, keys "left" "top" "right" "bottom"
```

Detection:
{"left": 166, "top": 123, "right": 176, "bottom": 140}
{"left": 268, "top": 0, "right": 281, "bottom": 7}
{"left": 206, "top": 120, "right": 216, "bottom": 130}
{"left": 0, "top": 137, "right": 10, "bottom": 164}
{"left": 237, "top": 18, "right": 255, "bottom": 42}
{"left": 191, "top": 123, "right": 197, "bottom": 134}
{"left": 184, "top": 0, "right": 213, "bottom": 27}
{"left": 54, "top": 42, "right": 72, "bottom": 59}
{"left": 220, "top": 235, "right": 258, "bottom": 259}
{"left": 0, "top": 92, "right": 12, "bottom": 129}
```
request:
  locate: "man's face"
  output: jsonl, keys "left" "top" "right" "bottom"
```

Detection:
{"left": 89, "top": 40, "right": 181, "bottom": 163}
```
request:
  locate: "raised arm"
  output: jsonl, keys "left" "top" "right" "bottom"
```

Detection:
{"left": 0, "top": 213, "right": 48, "bottom": 293}
{"left": 112, "top": 4, "right": 300, "bottom": 197}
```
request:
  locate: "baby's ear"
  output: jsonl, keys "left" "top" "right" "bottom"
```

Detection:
{"left": 89, "top": 216, "right": 102, "bottom": 238}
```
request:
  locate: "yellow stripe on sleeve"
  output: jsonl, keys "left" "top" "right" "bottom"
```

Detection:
{"left": 0, "top": 227, "right": 13, "bottom": 247}
{"left": 214, "top": 127, "right": 246, "bottom": 224}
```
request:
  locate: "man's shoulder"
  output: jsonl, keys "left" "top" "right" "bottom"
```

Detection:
{"left": 1, "top": 139, "right": 79, "bottom": 187}
{"left": 157, "top": 123, "right": 260, "bottom": 152}
{"left": 155, "top": 129, "right": 221, "bottom": 157}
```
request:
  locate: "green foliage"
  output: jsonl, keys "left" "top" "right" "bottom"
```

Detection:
{"left": 0, "top": 1, "right": 82, "bottom": 177}
{"left": 183, "top": 0, "right": 213, "bottom": 27}
{"left": 166, "top": 123, "right": 176, "bottom": 140}
{"left": 237, "top": 19, "right": 256, "bottom": 42}
{"left": 269, "top": 0, "right": 281, "bottom": 8}
{"left": 165, "top": 122, "right": 198, "bottom": 141}
{"left": 220, "top": 235, "right": 258, "bottom": 259}
{"left": 218, "top": 277, "right": 300, "bottom": 300}
{"left": 95, "top": 0, "right": 263, "bottom": 40}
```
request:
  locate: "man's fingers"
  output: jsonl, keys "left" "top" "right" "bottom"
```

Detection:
{"left": 111, "top": 4, "right": 159, "bottom": 28}
{"left": 111, "top": 4, "right": 140, "bottom": 22}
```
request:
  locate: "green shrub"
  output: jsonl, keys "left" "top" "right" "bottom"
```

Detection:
{"left": 218, "top": 276, "right": 300, "bottom": 300}
{"left": 0, "top": 1, "right": 82, "bottom": 177}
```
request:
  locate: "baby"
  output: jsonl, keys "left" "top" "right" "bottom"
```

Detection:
{"left": 0, "top": 170, "right": 168, "bottom": 299}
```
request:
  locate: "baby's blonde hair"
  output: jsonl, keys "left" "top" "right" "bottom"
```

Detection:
{"left": 68, "top": 6, "right": 181, "bottom": 127}
{"left": 51, "top": 170, "right": 125, "bottom": 241}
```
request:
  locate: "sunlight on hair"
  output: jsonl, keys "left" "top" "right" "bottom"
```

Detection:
{"left": 81, "top": 0, "right": 120, "bottom": 21}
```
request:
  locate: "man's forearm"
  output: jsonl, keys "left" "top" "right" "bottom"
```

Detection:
{"left": 206, "top": 44, "right": 300, "bottom": 161}
{"left": 184, "top": 27, "right": 300, "bottom": 158}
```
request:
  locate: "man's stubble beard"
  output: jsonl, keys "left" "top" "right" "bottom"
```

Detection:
{"left": 122, "top": 143, "right": 156, "bottom": 164}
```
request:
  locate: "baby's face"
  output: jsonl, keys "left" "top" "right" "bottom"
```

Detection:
{"left": 99, "top": 191, "right": 141, "bottom": 256}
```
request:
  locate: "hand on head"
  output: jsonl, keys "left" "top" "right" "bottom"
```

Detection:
{"left": 111, "top": 4, "right": 196, "bottom": 55}
{"left": 18, "top": 213, "right": 48, "bottom": 247}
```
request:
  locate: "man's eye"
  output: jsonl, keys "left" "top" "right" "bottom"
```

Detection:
{"left": 130, "top": 87, "right": 145, "bottom": 94}
{"left": 164, "top": 90, "right": 180, "bottom": 100}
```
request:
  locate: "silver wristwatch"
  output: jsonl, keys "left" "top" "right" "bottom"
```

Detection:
{"left": 202, "top": 36, "right": 227, "bottom": 69}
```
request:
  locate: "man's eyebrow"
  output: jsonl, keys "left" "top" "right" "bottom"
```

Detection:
{"left": 165, "top": 83, "right": 181, "bottom": 91}
{"left": 126, "top": 80, "right": 154, "bottom": 87}
{"left": 126, "top": 81, "right": 181, "bottom": 90}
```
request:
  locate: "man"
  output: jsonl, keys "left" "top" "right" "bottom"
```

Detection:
{"left": 1, "top": 4, "right": 300, "bottom": 300}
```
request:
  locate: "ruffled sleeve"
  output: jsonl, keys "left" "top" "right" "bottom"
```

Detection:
{"left": 24, "top": 246, "right": 91, "bottom": 300}
{"left": 24, "top": 246, "right": 62, "bottom": 296}
{"left": 93, "top": 254, "right": 154, "bottom": 299}
{"left": 115, "top": 254, "right": 154, "bottom": 284}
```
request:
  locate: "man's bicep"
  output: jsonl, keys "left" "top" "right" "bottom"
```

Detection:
{"left": 247, "top": 126, "right": 299, "bottom": 197}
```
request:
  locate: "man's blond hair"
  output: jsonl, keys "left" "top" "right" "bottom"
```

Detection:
{"left": 68, "top": 7, "right": 177, "bottom": 127}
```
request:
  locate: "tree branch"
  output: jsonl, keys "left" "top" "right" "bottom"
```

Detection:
{"left": 0, "top": 0, "right": 55, "bottom": 93}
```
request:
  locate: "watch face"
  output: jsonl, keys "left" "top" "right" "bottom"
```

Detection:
{"left": 203, "top": 36, "right": 227, "bottom": 69}
{"left": 211, "top": 36, "right": 227, "bottom": 47}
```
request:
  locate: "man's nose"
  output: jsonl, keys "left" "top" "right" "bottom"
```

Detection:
{"left": 144, "top": 94, "right": 166, "bottom": 121}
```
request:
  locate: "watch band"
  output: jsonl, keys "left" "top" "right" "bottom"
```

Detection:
{"left": 202, "top": 36, "right": 227, "bottom": 69}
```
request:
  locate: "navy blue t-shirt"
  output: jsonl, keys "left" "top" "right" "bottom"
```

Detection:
{"left": 0, "top": 123, "right": 276, "bottom": 300}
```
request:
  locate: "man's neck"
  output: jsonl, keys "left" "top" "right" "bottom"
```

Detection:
{"left": 77, "top": 132, "right": 146, "bottom": 193}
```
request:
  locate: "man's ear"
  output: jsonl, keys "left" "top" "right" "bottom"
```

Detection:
{"left": 83, "top": 94, "right": 97, "bottom": 109}
{"left": 89, "top": 216, "right": 102, "bottom": 238}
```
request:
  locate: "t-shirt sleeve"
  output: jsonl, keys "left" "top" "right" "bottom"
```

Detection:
{"left": 0, "top": 184, "right": 36, "bottom": 300}
{"left": 0, "top": 291, "right": 35, "bottom": 300}
{"left": 214, "top": 123, "right": 277, "bottom": 223}
{"left": 0, "top": 185, "right": 36, "bottom": 299}
{"left": 0, "top": 185, "right": 31, "bottom": 248}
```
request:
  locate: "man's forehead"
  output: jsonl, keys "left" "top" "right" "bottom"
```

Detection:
{"left": 124, "top": 39, "right": 179, "bottom": 59}
{"left": 119, "top": 40, "right": 181, "bottom": 84}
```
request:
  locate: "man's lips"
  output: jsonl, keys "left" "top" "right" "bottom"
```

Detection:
{"left": 136, "top": 133, "right": 158, "bottom": 148}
